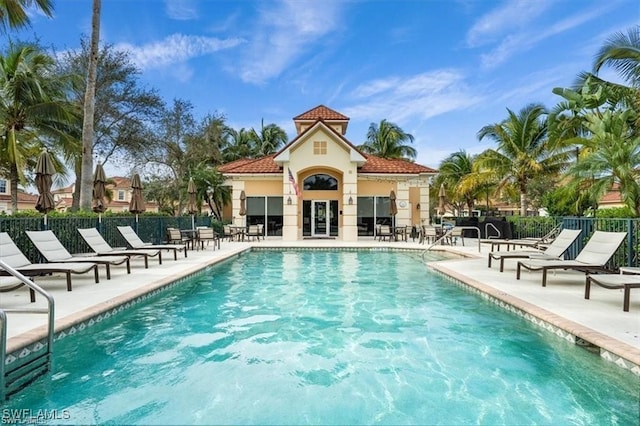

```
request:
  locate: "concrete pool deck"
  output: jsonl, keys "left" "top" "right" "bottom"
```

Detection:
{"left": 1, "top": 237, "right": 639, "bottom": 374}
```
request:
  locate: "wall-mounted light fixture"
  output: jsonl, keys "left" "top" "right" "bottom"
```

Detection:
{"left": 287, "top": 196, "right": 292, "bottom": 205}
{"left": 416, "top": 203, "right": 421, "bottom": 210}
{"left": 348, "top": 196, "right": 353, "bottom": 205}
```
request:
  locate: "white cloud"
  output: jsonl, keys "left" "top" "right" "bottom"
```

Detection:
{"left": 344, "top": 70, "right": 484, "bottom": 124}
{"left": 466, "top": 0, "right": 549, "bottom": 47}
{"left": 165, "top": 0, "right": 198, "bottom": 20}
{"left": 116, "top": 34, "right": 245, "bottom": 70}
{"left": 479, "top": 4, "right": 618, "bottom": 69}
{"left": 237, "top": 0, "right": 344, "bottom": 84}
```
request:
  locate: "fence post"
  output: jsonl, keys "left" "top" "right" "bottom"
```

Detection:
{"left": 627, "top": 218, "right": 633, "bottom": 267}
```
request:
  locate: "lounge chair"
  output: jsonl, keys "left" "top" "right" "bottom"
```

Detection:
{"left": 488, "top": 228, "right": 582, "bottom": 272}
{"left": 117, "top": 225, "right": 187, "bottom": 260}
{"left": 25, "top": 230, "right": 131, "bottom": 279}
{"left": 0, "top": 232, "right": 99, "bottom": 301}
{"left": 585, "top": 273, "right": 640, "bottom": 312}
{"left": 78, "top": 227, "right": 162, "bottom": 267}
{"left": 516, "top": 231, "right": 627, "bottom": 287}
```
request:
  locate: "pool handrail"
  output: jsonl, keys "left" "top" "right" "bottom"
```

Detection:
{"left": 423, "top": 226, "right": 481, "bottom": 255}
{"left": 0, "top": 259, "right": 55, "bottom": 401}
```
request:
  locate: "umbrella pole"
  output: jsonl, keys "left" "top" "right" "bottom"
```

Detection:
{"left": 191, "top": 214, "right": 195, "bottom": 230}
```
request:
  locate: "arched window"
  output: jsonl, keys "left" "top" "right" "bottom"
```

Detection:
{"left": 303, "top": 174, "right": 338, "bottom": 190}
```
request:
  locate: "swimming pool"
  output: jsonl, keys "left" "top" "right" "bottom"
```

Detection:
{"left": 3, "top": 250, "right": 639, "bottom": 424}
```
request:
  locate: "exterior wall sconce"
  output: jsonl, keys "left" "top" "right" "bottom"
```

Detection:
{"left": 416, "top": 203, "right": 421, "bottom": 210}
{"left": 348, "top": 196, "right": 353, "bottom": 205}
{"left": 287, "top": 196, "right": 292, "bottom": 205}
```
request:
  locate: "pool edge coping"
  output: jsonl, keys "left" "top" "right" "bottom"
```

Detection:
{"left": 430, "top": 262, "right": 640, "bottom": 376}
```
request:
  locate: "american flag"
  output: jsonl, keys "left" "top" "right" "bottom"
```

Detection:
{"left": 288, "top": 168, "right": 300, "bottom": 198}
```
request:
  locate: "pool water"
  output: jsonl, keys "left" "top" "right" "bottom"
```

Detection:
{"left": 4, "top": 250, "right": 639, "bottom": 425}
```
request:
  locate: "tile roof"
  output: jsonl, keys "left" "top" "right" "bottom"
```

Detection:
{"left": 218, "top": 155, "right": 281, "bottom": 174}
{"left": 0, "top": 192, "right": 38, "bottom": 203}
{"left": 359, "top": 154, "right": 437, "bottom": 174}
{"left": 293, "top": 105, "right": 350, "bottom": 121}
{"left": 218, "top": 153, "right": 437, "bottom": 175}
{"left": 600, "top": 183, "right": 622, "bottom": 205}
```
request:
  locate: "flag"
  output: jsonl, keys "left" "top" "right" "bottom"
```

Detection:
{"left": 288, "top": 167, "right": 300, "bottom": 198}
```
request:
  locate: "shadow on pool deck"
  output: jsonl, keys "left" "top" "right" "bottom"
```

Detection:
{"left": 1, "top": 237, "right": 638, "bottom": 374}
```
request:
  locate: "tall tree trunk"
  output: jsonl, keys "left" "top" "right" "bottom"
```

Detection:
{"left": 10, "top": 163, "right": 18, "bottom": 212}
{"left": 520, "top": 191, "right": 528, "bottom": 216}
{"left": 79, "top": 0, "right": 101, "bottom": 210}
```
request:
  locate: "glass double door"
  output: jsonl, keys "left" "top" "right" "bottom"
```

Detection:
{"left": 312, "top": 200, "right": 329, "bottom": 237}
{"left": 302, "top": 200, "right": 338, "bottom": 237}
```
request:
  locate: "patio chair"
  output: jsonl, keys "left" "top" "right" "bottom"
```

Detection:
{"left": 585, "top": 273, "right": 640, "bottom": 312}
{"left": 196, "top": 227, "right": 220, "bottom": 250}
{"left": 377, "top": 225, "right": 393, "bottom": 241}
{"left": 117, "top": 225, "right": 187, "bottom": 260}
{"left": 516, "top": 231, "right": 627, "bottom": 287}
{"left": 246, "top": 225, "right": 261, "bottom": 241}
{"left": 421, "top": 226, "right": 438, "bottom": 244}
{"left": 488, "top": 228, "right": 582, "bottom": 272}
{"left": 25, "top": 230, "right": 131, "bottom": 279}
{"left": 0, "top": 232, "right": 99, "bottom": 301}
{"left": 78, "top": 227, "right": 162, "bottom": 267}
{"left": 221, "top": 225, "right": 237, "bottom": 242}
{"left": 166, "top": 227, "right": 194, "bottom": 250}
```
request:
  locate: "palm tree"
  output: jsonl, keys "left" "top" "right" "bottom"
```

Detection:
{"left": 435, "top": 150, "right": 478, "bottom": 216}
{"left": 358, "top": 119, "right": 417, "bottom": 160}
{"left": 476, "top": 103, "right": 570, "bottom": 216}
{"left": 567, "top": 109, "right": 640, "bottom": 215}
{"left": 0, "top": 42, "right": 78, "bottom": 210}
{"left": 79, "top": 0, "right": 102, "bottom": 211}
{"left": 0, "top": 0, "right": 54, "bottom": 33}
{"left": 250, "top": 119, "right": 288, "bottom": 156}
{"left": 222, "top": 127, "right": 256, "bottom": 162}
{"left": 593, "top": 25, "right": 640, "bottom": 88}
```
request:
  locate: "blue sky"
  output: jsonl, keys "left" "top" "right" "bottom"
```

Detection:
{"left": 10, "top": 0, "right": 639, "bottom": 176}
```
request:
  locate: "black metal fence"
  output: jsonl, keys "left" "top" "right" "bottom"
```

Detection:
{"left": 2, "top": 215, "right": 639, "bottom": 270}
{"left": 509, "top": 216, "right": 639, "bottom": 270}
{"left": 0, "top": 216, "right": 214, "bottom": 264}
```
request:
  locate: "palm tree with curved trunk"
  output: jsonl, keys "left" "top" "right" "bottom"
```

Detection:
{"left": 358, "top": 119, "right": 417, "bottom": 160}
{"left": 0, "top": 0, "right": 53, "bottom": 33}
{"left": 0, "top": 42, "right": 78, "bottom": 210}
{"left": 476, "top": 103, "right": 570, "bottom": 216}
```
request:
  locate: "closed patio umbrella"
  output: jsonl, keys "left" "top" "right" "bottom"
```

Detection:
{"left": 92, "top": 163, "right": 107, "bottom": 217}
{"left": 438, "top": 184, "right": 446, "bottom": 216}
{"left": 187, "top": 177, "right": 197, "bottom": 229}
{"left": 35, "top": 150, "right": 56, "bottom": 226}
{"left": 239, "top": 190, "right": 247, "bottom": 221}
{"left": 389, "top": 190, "right": 397, "bottom": 228}
{"left": 129, "top": 173, "right": 146, "bottom": 222}
{"left": 389, "top": 190, "right": 398, "bottom": 216}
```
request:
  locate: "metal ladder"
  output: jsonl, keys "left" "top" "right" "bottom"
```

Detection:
{"left": 0, "top": 260, "right": 55, "bottom": 401}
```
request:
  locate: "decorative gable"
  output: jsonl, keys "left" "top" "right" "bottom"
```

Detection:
{"left": 274, "top": 120, "right": 365, "bottom": 167}
{"left": 293, "top": 104, "right": 350, "bottom": 135}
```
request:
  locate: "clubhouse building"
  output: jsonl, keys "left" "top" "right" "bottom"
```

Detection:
{"left": 219, "top": 105, "right": 437, "bottom": 241}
